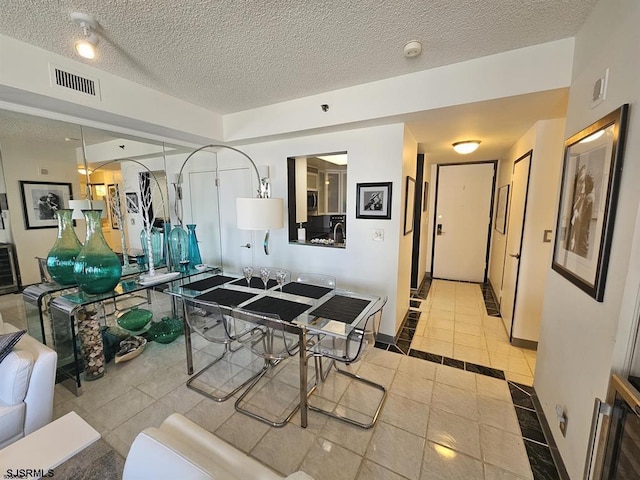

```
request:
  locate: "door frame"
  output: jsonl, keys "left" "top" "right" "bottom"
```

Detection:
{"left": 410, "top": 154, "right": 425, "bottom": 289}
{"left": 430, "top": 160, "right": 498, "bottom": 283}
{"left": 501, "top": 150, "right": 533, "bottom": 341}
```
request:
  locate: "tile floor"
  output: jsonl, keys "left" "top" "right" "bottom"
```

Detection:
{"left": 1, "top": 281, "right": 549, "bottom": 480}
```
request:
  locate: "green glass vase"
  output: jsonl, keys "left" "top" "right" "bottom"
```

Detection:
{"left": 46, "top": 209, "right": 82, "bottom": 285}
{"left": 141, "top": 227, "right": 163, "bottom": 267}
{"left": 73, "top": 210, "right": 122, "bottom": 295}
{"left": 168, "top": 226, "right": 189, "bottom": 272}
{"left": 186, "top": 224, "right": 202, "bottom": 268}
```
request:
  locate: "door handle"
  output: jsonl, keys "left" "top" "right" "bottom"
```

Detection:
{"left": 509, "top": 253, "right": 520, "bottom": 259}
{"left": 240, "top": 243, "right": 251, "bottom": 249}
{"left": 437, "top": 224, "right": 443, "bottom": 235}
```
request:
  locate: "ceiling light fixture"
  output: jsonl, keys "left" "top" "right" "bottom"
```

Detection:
{"left": 580, "top": 129, "right": 605, "bottom": 144}
{"left": 404, "top": 40, "right": 422, "bottom": 58}
{"left": 452, "top": 140, "right": 481, "bottom": 154}
{"left": 71, "top": 12, "right": 99, "bottom": 60}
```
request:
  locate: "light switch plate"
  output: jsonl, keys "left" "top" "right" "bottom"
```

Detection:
{"left": 372, "top": 229, "right": 384, "bottom": 241}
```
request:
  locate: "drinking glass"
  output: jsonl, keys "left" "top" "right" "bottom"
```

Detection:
{"left": 242, "top": 266, "right": 253, "bottom": 287}
{"left": 276, "top": 270, "right": 287, "bottom": 292}
{"left": 259, "top": 267, "right": 271, "bottom": 290}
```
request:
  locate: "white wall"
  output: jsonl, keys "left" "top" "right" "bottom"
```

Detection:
{"left": 535, "top": 1, "right": 640, "bottom": 478}
{"left": 221, "top": 124, "right": 408, "bottom": 337}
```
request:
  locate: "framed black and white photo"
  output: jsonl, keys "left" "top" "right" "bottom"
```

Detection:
{"left": 552, "top": 104, "right": 629, "bottom": 301}
{"left": 125, "top": 192, "right": 139, "bottom": 214}
{"left": 404, "top": 176, "right": 415, "bottom": 235}
{"left": 356, "top": 182, "right": 392, "bottom": 219}
{"left": 495, "top": 184, "right": 509, "bottom": 234}
{"left": 107, "top": 184, "right": 120, "bottom": 230}
{"left": 19, "top": 181, "right": 73, "bottom": 229}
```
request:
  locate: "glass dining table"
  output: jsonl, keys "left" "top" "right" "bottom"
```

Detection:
{"left": 166, "top": 273, "right": 381, "bottom": 428}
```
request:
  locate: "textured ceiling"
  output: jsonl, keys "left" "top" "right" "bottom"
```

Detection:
{"left": 0, "top": 0, "right": 597, "bottom": 114}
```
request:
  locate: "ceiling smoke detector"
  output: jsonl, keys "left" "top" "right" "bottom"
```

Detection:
{"left": 403, "top": 41, "right": 422, "bottom": 58}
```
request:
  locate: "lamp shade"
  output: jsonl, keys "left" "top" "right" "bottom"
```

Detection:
{"left": 236, "top": 198, "right": 284, "bottom": 230}
{"left": 69, "top": 199, "right": 108, "bottom": 219}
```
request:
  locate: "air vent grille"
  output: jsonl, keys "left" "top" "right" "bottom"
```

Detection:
{"left": 53, "top": 68, "right": 96, "bottom": 96}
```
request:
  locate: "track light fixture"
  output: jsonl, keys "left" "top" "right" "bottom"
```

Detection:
{"left": 71, "top": 12, "right": 99, "bottom": 60}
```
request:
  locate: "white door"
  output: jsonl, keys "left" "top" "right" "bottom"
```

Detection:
{"left": 500, "top": 152, "right": 531, "bottom": 338}
{"left": 217, "top": 167, "right": 253, "bottom": 274}
{"left": 189, "top": 171, "right": 222, "bottom": 266}
{"left": 432, "top": 162, "right": 495, "bottom": 282}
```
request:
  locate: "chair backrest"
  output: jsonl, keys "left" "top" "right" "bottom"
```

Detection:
{"left": 183, "top": 298, "right": 230, "bottom": 342}
{"left": 231, "top": 308, "right": 299, "bottom": 359}
{"left": 295, "top": 273, "right": 336, "bottom": 289}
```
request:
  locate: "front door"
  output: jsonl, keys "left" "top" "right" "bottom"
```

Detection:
{"left": 500, "top": 151, "right": 532, "bottom": 338}
{"left": 432, "top": 162, "right": 496, "bottom": 282}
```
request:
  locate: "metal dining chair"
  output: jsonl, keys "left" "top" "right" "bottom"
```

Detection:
{"left": 183, "top": 297, "right": 265, "bottom": 402}
{"left": 295, "top": 273, "right": 337, "bottom": 289}
{"left": 307, "top": 296, "right": 388, "bottom": 429}
{"left": 230, "top": 307, "right": 312, "bottom": 427}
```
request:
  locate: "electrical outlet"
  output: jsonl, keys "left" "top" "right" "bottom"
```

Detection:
{"left": 372, "top": 229, "right": 384, "bottom": 241}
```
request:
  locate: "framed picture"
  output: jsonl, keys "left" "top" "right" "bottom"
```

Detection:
{"left": 19, "top": 181, "right": 73, "bottom": 229}
{"left": 404, "top": 176, "right": 416, "bottom": 235}
{"left": 107, "top": 184, "right": 120, "bottom": 230}
{"left": 422, "top": 181, "right": 429, "bottom": 212}
{"left": 495, "top": 184, "right": 509, "bottom": 234}
{"left": 125, "top": 192, "right": 139, "bottom": 214}
{"left": 356, "top": 182, "right": 392, "bottom": 219}
{"left": 552, "top": 104, "right": 629, "bottom": 301}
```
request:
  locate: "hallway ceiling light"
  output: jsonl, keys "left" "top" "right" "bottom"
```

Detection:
{"left": 452, "top": 140, "right": 481, "bottom": 154}
{"left": 71, "top": 12, "right": 99, "bottom": 60}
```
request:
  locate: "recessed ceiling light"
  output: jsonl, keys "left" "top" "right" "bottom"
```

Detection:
{"left": 452, "top": 140, "right": 481, "bottom": 154}
{"left": 403, "top": 41, "right": 422, "bottom": 58}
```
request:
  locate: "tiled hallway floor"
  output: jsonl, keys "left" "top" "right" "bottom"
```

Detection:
{"left": 1, "top": 283, "right": 555, "bottom": 480}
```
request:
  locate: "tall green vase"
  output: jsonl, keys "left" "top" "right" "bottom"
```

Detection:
{"left": 46, "top": 209, "right": 82, "bottom": 285}
{"left": 73, "top": 210, "right": 122, "bottom": 294}
{"left": 186, "top": 224, "right": 202, "bottom": 268}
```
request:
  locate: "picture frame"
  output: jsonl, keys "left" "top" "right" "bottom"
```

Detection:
{"left": 19, "top": 181, "right": 73, "bottom": 229}
{"left": 422, "top": 181, "right": 429, "bottom": 212}
{"left": 356, "top": 182, "right": 392, "bottom": 219}
{"left": 107, "top": 184, "right": 120, "bottom": 230}
{"left": 404, "top": 176, "right": 416, "bottom": 235}
{"left": 495, "top": 184, "right": 509, "bottom": 234}
{"left": 551, "top": 104, "right": 629, "bottom": 301}
{"left": 125, "top": 192, "right": 139, "bottom": 214}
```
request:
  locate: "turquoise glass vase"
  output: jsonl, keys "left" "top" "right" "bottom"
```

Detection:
{"left": 186, "top": 224, "right": 202, "bottom": 268}
{"left": 73, "top": 210, "right": 122, "bottom": 295}
{"left": 168, "top": 226, "right": 189, "bottom": 272}
{"left": 46, "top": 209, "right": 82, "bottom": 285}
{"left": 140, "top": 227, "right": 163, "bottom": 267}
{"left": 162, "top": 221, "right": 171, "bottom": 266}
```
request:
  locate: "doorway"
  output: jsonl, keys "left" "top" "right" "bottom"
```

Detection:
{"left": 500, "top": 151, "right": 532, "bottom": 339}
{"left": 431, "top": 161, "right": 496, "bottom": 282}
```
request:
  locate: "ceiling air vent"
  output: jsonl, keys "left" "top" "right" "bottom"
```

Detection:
{"left": 49, "top": 64, "right": 101, "bottom": 100}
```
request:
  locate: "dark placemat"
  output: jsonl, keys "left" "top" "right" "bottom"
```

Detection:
{"left": 242, "top": 296, "right": 312, "bottom": 322}
{"left": 182, "top": 275, "right": 236, "bottom": 291}
{"left": 281, "top": 282, "right": 332, "bottom": 299}
{"left": 309, "top": 295, "right": 371, "bottom": 324}
{"left": 196, "top": 288, "right": 257, "bottom": 307}
{"left": 230, "top": 277, "right": 278, "bottom": 289}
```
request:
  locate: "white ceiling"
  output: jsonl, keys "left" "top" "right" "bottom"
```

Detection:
{"left": 0, "top": 1, "right": 595, "bottom": 160}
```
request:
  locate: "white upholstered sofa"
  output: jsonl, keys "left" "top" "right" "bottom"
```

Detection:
{"left": 123, "top": 413, "right": 314, "bottom": 480}
{"left": 0, "top": 320, "right": 57, "bottom": 449}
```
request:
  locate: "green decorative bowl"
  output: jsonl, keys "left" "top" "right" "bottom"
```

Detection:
{"left": 117, "top": 307, "right": 153, "bottom": 332}
{"left": 147, "top": 317, "right": 183, "bottom": 344}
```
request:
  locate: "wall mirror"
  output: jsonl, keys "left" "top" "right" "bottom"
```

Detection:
{"left": 287, "top": 152, "right": 347, "bottom": 248}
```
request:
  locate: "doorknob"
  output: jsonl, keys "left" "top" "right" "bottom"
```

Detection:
{"left": 437, "top": 224, "right": 444, "bottom": 235}
{"left": 509, "top": 253, "right": 520, "bottom": 259}
{"left": 240, "top": 243, "right": 251, "bottom": 249}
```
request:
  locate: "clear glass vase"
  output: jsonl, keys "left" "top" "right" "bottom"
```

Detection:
{"left": 73, "top": 210, "right": 122, "bottom": 294}
{"left": 168, "top": 226, "right": 189, "bottom": 272}
{"left": 46, "top": 209, "right": 82, "bottom": 285}
{"left": 140, "top": 227, "right": 163, "bottom": 267}
{"left": 162, "top": 221, "right": 171, "bottom": 266}
{"left": 186, "top": 224, "right": 202, "bottom": 268}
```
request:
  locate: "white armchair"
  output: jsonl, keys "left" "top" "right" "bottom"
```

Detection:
{"left": 123, "top": 413, "right": 314, "bottom": 480}
{"left": 0, "top": 320, "right": 57, "bottom": 449}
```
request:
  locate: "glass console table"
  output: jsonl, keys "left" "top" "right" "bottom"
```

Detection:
{"left": 47, "top": 266, "right": 220, "bottom": 396}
